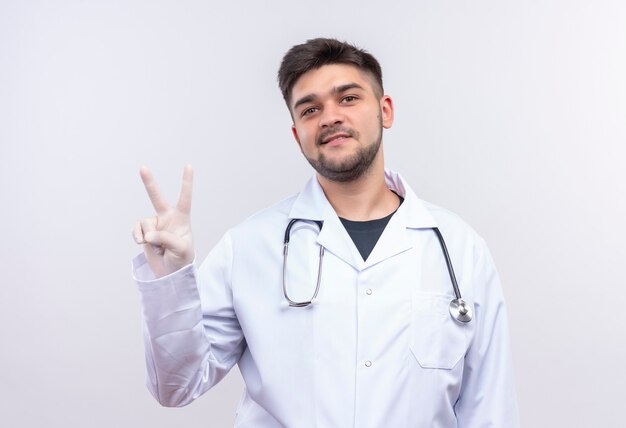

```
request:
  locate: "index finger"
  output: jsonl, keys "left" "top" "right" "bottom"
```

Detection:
{"left": 140, "top": 166, "right": 170, "bottom": 214}
{"left": 176, "top": 164, "right": 193, "bottom": 214}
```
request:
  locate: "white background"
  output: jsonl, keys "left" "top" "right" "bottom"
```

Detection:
{"left": 1, "top": 0, "right": 625, "bottom": 427}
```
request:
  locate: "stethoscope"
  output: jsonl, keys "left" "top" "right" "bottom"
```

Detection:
{"left": 282, "top": 219, "right": 473, "bottom": 323}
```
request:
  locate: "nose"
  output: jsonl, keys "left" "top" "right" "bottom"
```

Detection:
{"left": 319, "top": 103, "right": 344, "bottom": 128}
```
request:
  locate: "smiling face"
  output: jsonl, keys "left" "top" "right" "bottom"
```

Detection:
{"left": 290, "top": 64, "right": 394, "bottom": 183}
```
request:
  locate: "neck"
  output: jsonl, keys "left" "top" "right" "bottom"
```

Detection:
{"left": 317, "top": 153, "right": 399, "bottom": 221}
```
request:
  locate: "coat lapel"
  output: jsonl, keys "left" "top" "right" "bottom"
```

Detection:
{"left": 362, "top": 211, "right": 413, "bottom": 268}
{"left": 288, "top": 175, "right": 362, "bottom": 270}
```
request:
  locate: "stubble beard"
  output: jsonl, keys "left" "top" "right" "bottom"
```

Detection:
{"left": 305, "top": 117, "right": 383, "bottom": 183}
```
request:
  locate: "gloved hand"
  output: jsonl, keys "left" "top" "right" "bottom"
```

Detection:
{"left": 132, "top": 165, "right": 195, "bottom": 278}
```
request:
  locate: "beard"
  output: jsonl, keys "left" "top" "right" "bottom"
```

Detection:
{"left": 304, "top": 119, "right": 383, "bottom": 183}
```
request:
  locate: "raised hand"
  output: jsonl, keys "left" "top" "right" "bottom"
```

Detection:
{"left": 132, "top": 165, "right": 195, "bottom": 277}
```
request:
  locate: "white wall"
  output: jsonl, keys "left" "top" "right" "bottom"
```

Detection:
{"left": 1, "top": 0, "right": 624, "bottom": 426}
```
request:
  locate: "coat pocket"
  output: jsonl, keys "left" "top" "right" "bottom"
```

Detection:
{"left": 410, "top": 294, "right": 471, "bottom": 369}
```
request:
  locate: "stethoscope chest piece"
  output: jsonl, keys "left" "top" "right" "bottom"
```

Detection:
{"left": 449, "top": 298, "right": 472, "bottom": 323}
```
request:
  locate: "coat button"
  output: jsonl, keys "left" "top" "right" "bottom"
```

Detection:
{"left": 365, "top": 360, "right": 372, "bottom": 367}
{"left": 366, "top": 289, "right": 372, "bottom": 295}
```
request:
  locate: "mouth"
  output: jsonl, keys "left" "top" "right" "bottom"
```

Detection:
{"left": 320, "top": 132, "right": 352, "bottom": 145}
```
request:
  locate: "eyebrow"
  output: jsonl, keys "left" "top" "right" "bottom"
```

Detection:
{"left": 292, "top": 82, "right": 365, "bottom": 111}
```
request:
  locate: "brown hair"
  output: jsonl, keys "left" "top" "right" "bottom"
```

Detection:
{"left": 278, "top": 38, "right": 384, "bottom": 108}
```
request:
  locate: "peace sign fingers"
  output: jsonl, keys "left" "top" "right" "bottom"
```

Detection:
{"left": 140, "top": 166, "right": 170, "bottom": 214}
{"left": 176, "top": 164, "right": 194, "bottom": 214}
{"left": 135, "top": 165, "right": 196, "bottom": 277}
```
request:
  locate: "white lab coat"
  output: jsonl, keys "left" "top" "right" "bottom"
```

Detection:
{"left": 133, "top": 170, "right": 519, "bottom": 427}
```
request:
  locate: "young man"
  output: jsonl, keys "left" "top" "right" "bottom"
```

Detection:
{"left": 132, "top": 38, "right": 519, "bottom": 427}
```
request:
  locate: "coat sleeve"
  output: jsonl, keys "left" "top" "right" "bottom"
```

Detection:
{"left": 133, "top": 231, "right": 245, "bottom": 407}
{"left": 454, "top": 237, "right": 520, "bottom": 427}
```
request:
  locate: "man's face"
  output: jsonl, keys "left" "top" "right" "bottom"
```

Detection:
{"left": 290, "top": 64, "right": 394, "bottom": 183}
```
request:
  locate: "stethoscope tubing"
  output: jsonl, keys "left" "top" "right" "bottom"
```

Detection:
{"left": 282, "top": 219, "right": 324, "bottom": 307}
{"left": 432, "top": 227, "right": 462, "bottom": 301}
{"left": 282, "top": 219, "right": 472, "bottom": 323}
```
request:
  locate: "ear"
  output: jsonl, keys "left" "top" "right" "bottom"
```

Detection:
{"left": 291, "top": 124, "right": 303, "bottom": 151}
{"left": 380, "top": 95, "right": 394, "bottom": 129}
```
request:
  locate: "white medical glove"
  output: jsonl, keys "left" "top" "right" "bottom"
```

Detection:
{"left": 132, "top": 165, "right": 195, "bottom": 278}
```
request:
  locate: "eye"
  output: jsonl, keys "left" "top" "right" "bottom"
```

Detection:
{"left": 301, "top": 107, "right": 318, "bottom": 117}
{"left": 341, "top": 95, "right": 358, "bottom": 103}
